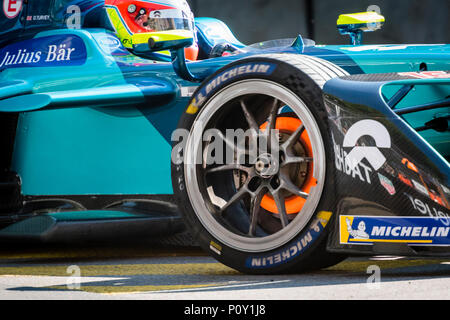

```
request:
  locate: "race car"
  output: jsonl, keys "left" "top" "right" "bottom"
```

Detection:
{"left": 0, "top": 0, "right": 449, "bottom": 274}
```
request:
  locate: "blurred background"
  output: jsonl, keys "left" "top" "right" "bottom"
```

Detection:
{"left": 189, "top": 0, "right": 450, "bottom": 45}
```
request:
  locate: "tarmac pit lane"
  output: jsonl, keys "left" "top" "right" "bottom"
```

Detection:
{"left": 0, "top": 241, "right": 448, "bottom": 300}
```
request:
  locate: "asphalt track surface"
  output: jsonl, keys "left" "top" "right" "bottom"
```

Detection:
{"left": 0, "top": 239, "right": 448, "bottom": 301}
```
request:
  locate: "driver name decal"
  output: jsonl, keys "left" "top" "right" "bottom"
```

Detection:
{"left": 0, "top": 35, "right": 87, "bottom": 70}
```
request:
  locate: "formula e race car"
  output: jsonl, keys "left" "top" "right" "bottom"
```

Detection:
{"left": 0, "top": 1, "right": 449, "bottom": 274}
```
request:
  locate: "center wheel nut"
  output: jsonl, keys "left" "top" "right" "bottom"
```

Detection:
{"left": 254, "top": 153, "right": 279, "bottom": 178}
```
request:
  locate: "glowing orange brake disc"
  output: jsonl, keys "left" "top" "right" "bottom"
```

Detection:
{"left": 259, "top": 117, "right": 316, "bottom": 215}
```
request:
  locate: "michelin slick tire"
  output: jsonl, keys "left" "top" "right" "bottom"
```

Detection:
{"left": 172, "top": 54, "right": 348, "bottom": 274}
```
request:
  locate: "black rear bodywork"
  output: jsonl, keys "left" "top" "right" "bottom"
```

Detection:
{"left": 323, "top": 73, "right": 450, "bottom": 256}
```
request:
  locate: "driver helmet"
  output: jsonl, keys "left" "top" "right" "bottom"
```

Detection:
{"left": 105, "top": 0, "right": 198, "bottom": 60}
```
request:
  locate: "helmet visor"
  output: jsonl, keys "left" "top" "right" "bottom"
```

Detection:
{"left": 136, "top": 8, "right": 194, "bottom": 32}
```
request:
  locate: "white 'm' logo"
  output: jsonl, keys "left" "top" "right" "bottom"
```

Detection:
{"left": 343, "top": 120, "right": 391, "bottom": 171}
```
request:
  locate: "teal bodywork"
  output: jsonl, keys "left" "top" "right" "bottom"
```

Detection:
{"left": 1, "top": 25, "right": 449, "bottom": 197}
{"left": 322, "top": 44, "right": 450, "bottom": 73}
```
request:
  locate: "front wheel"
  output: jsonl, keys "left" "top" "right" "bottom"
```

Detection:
{"left": 172, "top": 54, "right": 347, "bottom": 274}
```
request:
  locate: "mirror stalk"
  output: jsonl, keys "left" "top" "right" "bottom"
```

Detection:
{"left": 170, "top": 47, "right": 204, "bottom": 83}
{"left": 147, "top": 35, "right": 205, "bottom": 83}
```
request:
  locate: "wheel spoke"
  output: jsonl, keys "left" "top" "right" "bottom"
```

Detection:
{"left": 272, "top": 190, "right": 289, "bottom": 228}
{"left": 282, "top": 124, "right": 305, "bottom": 151}
{"left": 279, "top": 172, "right": 309, "bottom": 199}
{"left": 240, "top": 100, "right": 259, "bottom": 131}
{"left": 265, "top": 99, "right": 280, "bottom": 151}
{"left": 248, "top": 188, "right": 266, "bottom": 236}
{"left": 215, "top": 130, "right": 248, "bottom": 156}
{"left": 266, "top": 99, "right": 279, "bottom": 133}
{"left": 220, "top": 186, "right": 249, "bottom": 213}
{"left": 283, "top": 156, "right": 313, "bottom": 166}
{"left": 206, "top": 164, "right": 252, "bottom": 174}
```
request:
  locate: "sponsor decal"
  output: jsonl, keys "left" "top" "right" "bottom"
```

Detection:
{"left": 332, "top": 120, "right": 391, "bottom": 185}
{"left": 245, "top": 211, "right": 331, "bottom": 268}
{"left": 442, "top": 184, "right": 450, "bottom": 196}
{"left": 0, "top": 35, "right": 87, "bottom": 70}
{"left": 180, "top": 86, "right": 198, "bottom": 98}
{"left": 340, "top": 215, "right": 450, "bottom": 246}
{"left": 187, "top": 62, "right": 276, "bottom": 114}
{"left": 399, "top": 71, "right": 450, "bottom": 79}
{"left": 405, "top": 193, "right": 449, "bottom": 226}
{"left": 412, "top": 179, "right": 429, "bottom": 196}
{"left": 343, "top": 120, "right": 391, "bottom": 171}
{"left": 3, "top": 0, "right": 22, "bottom": 19}
{"left": 93, "top": 33, "right": 129, "bottom": 56}
{"left": 345, "top": 217, "right": 370, "bottom": 239}
{"left": 334, "top": 139, "right": 373, "bottom": 184}
{"left": 378, "top": 173, "right": 396, "bottom": 195}
{"left": 98, "top": 35, "right": 121, "bottom": 49}
{"left": 341, "top": 45, "right": 444, "bottom": 53}
{"left": 398, "top": 172, "right": 413, "bottom": 188}
{"left": 209, "top": 240, "right": 222, "bottom": 256}
{"left": 340, "top": 45, "right": 409, "bottom": 52}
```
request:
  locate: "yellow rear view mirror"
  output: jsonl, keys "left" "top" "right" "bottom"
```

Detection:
{"left": 337, "top": 11, "right": 385, "bottom": 45}
{"left": 132, "top": 30, "right": 194, "bottom": 54}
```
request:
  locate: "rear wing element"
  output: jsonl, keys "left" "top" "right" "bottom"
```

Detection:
{"left": 323, "top": 70, "right": 450, "bottom": 174}
{"left": 323, "top": 71, "right": 450, "bottom": 117}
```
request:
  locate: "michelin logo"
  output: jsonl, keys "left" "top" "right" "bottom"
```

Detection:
{"left": 187, "top": 63, "right": 276, "bottom": 114}
{"left": 204, "top": 64, "right": 274, "bottom": 96}
{"left": 370, "top": 225, "right": 449, "bottom": 238}
{"left": 246, "top": 211, "right": 332, "bottom": 268}
{"left": 346, "top": 218, "right": 369, "bottom": 239}
{"left": 341, "top": 216, "right": 450, "bottom": 246}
